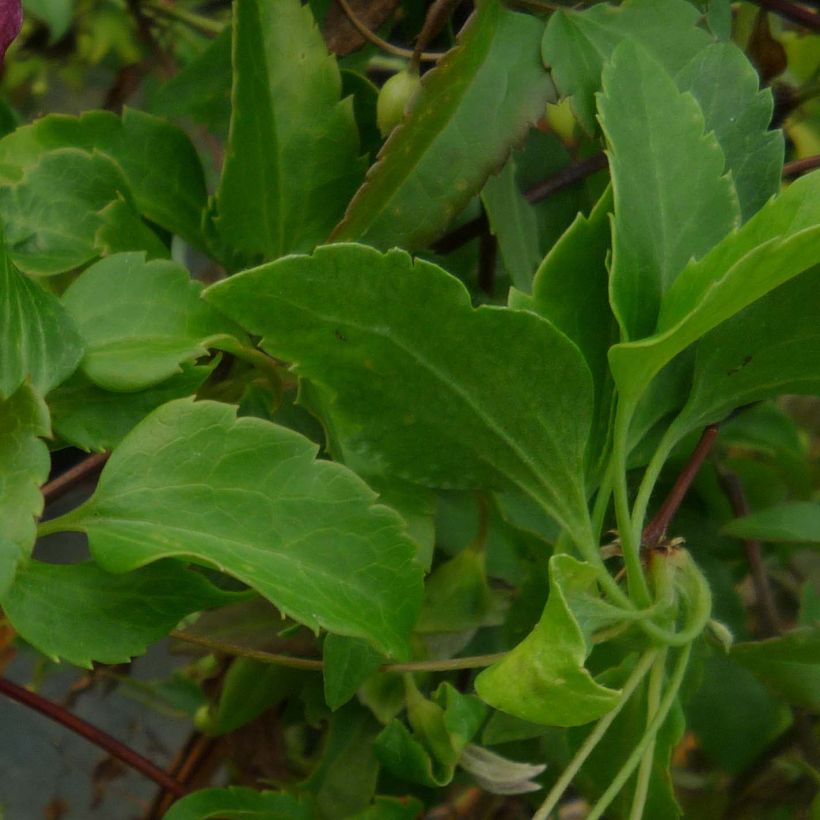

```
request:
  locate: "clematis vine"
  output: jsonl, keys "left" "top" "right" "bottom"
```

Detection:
{"left": 1, "top": 0, "right": 22, "bottom": 63}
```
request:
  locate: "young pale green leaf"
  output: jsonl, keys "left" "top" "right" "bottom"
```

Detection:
{"left": 517, "top": 186, "right": 615, "bottom": 478}
{"left": 44, "top": 399, "right": 423, "bottom": 659}
{"left": 324, "top": 634, "right": 385, "bottom": 711}
{"left": 475, "top": 555, "right": 621, "bottom": 726}
{"left": 331, "top": 0, "right": 554, "bottom": 251}
{"left": 204, "top": 244, "right": 595, "bottom": 550}
{"left": 610, "top": 171, "right": 820, "bottom": 407}
{"left": 61, "top": 252, "right": 242, "bottom": 391}
{"left": 599, "top": 40, "right": 739, "bottom": 340}
{"left": 732, "top": 628, "right": 820, "bottom": 710}
{"left": 722, "top": 502, "right": 820, "bottom": 545}
{"left": 0, "top": 384, "right": 49, "bottom": 596}
{"left": 163, "top": 787, "right": 315, "bottom": 820}
{"left": 214, "top": 0, "right": 363, "bottom": 264}
{"left": 481, "top": 157, "right": 541, "bottom": 292}
{"left": 1, "top": 560, "right": 240, "bottom": 668}
{"left": 49, "top": 363, "right": 215, "bottom": 452}
{"left": 0, "top": 227, "right": 83, "bottom": 399}
{"left": 0, "top": 108, "right": 208, "bottom": 249}
{"left": 0, "top": 148, "right": 148, "bottom": 275}
{"left": 668, "top": 267, "right": 820, "bottom": 438}
{"left": 676, "top": 43, "right": 783, "bottom": 221}
{"left": 542, "top": 0, "right": 711, "bottom": 132}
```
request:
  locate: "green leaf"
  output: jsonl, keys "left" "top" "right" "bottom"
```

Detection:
{"left": 375, "top": 719, "right": 448, "bottom": 788}
{"left": 609, "top": 171, "right": 820, "bottom": 407}
{"left": 324, "top": 634, "right": 385, "bottom": 711}
{"left": 668, "top": 267, "right": 820, "bottom": 437}
{"left": 350, "top": 797, "right": 425, "bottom": 820}
{"left": 0, "top": 148, "right": 147, "bottom": 275}
{"left": 61, "top": 252, "right": 242, "bottom": 391}
{"left": 49, "top": 363, "right": 215, "bottom": 452}
{"left": 22, "top": 0, "right": 74, "bottom": 42}
{"left": 44, "top": 399, "right": 423, "bottom": 659}
{"left": 542, "top": 0, "right": 712, "bottom": 133}
{"left": 0, "top": 226, "right": 83, "bottom": 398}
{"left": 0, "top": 109, "right": 208, "bottom": 249}
{"left": 0, "top": 384, "right": 49, "bottom": 596}
{"left": 1, "top": 560, "right": 239, "bottom": 668}
{"left": 675, "top": 42, "right": 783, "bottom": 221}
{"left": 722, "top": 502, "right": 820, "bottom": 545}
{"left": 93, "top": 196, "right": 170, "bottom": 261}
{"left": 214, "top": 0, "right": 363, "bottom": 263}
{"left": 204, "top": 244, "right": 595, "bottom": 549}
{"left": 481, "top": 157, "right": 541, "bottom": 292}
{"left": 518, "top": 185, "right": 615, "bottom": 478}
{"left": 599, "top": 40, "right": 740, "bottom": 340}
{"left": 163, "top": 787, "right": 315, "bottom": 820}
{"left": 475, "top": 555, "right": 621, "bottom": 726}
{"left": 332, "top": 1, "right": 554, "bottom": 251}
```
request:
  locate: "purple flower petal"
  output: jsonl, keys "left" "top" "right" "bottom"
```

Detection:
{"left": 1, "top": 0, "right": 23, "bottom": 63}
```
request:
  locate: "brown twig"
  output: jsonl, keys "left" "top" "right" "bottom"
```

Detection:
{"left": 782, "top": 153, "right": 820, "bottom": 178}
{"left": 0, "top": 676, "right": 188, "bottom": 798}
{"left": 718, "top": 471, "right": 783, "bottom": 637}
{"left": 411, "top": 0, "right": 460, "bottom": 70}
{"left": 523, "top": 152, "right": 608, "bottom": 204}
{"left": 642, "top": 425, "right": 721, "bottom": 547}
{"left": 752, "top": 0, "right": 820, "bottom": 31}
{"left": 42, "top": 452, "right": 109, "bottom": 506}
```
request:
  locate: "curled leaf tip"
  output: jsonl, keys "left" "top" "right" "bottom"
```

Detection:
{"left": 0, "top": 0, "right": 22, "bottom": 62}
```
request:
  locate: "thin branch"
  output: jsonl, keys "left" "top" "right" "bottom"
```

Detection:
{"left": 523, "top": 152, "right": 608, "bottom": 204}
{"left": 411, "top": 0, "right": 460, "bottom": 70}
{"left": 170, "top": 630, "right": 506, "bottom": 672}
{"left": 752, "top": 0, "right": 820, "bottom": 31}
{"left": 718, "top": 471, "right": 782, "bottom": 637}
{"left": 641, "top": 425, "right": 720, "bottom": 547}
{"left": 0, "top": 676, "right": 187, "bottom": 798}
{"left": 335, "top": 0, "right": 443, "bottom": 62}
{"left": 42, "top": 452, "right": 109, "bottom": 506}
{"left": 783, "top": 153, "right": 820, "bottom": 178}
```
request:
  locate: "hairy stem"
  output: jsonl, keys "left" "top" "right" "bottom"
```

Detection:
{"left": 0, "top": 675, "right": 187, "bottom": 798}
{"left": 533, "top": 649, "right": 660, "bottom": 820}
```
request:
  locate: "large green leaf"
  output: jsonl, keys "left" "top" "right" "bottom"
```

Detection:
{"left": 732, "top": 628, "right": 820, "bottom": 711}
{"left": 49, "top": 364, "right": 214, "bottom": 452}
{"left": 213, "top": 0, "right": 363, "bottom": 264}
{"left": 331, "top": 0, "right": 553, "bottom": 251}
{"left": 542, "top": 0, "right": 711, "bottom": 133}
{"left": 475, "top": 555, "right": 621, "bottom": 726}
{"left": 205, "top": 244, "right": 595, "bottom": 549}
{"left": 599, "top": 40, "right": 739, "bottom": 340}
{"left": 0, "top": 108, "right": 208, "bottom": 249}
{"left": 0, "top": 384, "right": 49, "bottom": 597}
{"left": 0, "top": 148, "right": 149, "bottom": 275}
{"left": 163, "top": 788, "right": 315, "bottom": 820}
{"left": 668, "top": 267, "right": 820, "bottom": 437}
{"left": 722, "top": 502, "right": 820, "bottom": 545}
{"left": 675, "top": 42, "right": 783, "bottom": 221}
{"left": 0, "top": 226, "right": 83, "bottom": 399}
{"left": 42, "top": 399, "right": 423, "bottom": 659}
{"left": 61, "top": 252, "right": 243, "bottom": 391}
{"left": 609, "top": 171, "right": 820, "bottom": 407}
{"left": 1, "top": 560, "right": 239, "bottom": 668}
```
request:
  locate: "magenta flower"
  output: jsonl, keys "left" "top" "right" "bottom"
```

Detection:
{"left": 1, "top": 0, "right": 22, "bottom": 63}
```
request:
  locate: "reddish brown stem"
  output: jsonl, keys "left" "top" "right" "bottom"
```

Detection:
{"left": 0, "top": 676, "right": 188, "bottom": 798}
{"left": 783, "top": 153, "right": 820, "bottom": 178}
{"left": 752, "top": 0, "right": 820, "bottom": 31}
{"left": 642, "top": 425, "right": 720, "bottom": 546}
{"left": 42, "top": 452, "right": 109, "bottom": 506}
{"left": 718, "top": 471, "right": 783, "bottom": 637}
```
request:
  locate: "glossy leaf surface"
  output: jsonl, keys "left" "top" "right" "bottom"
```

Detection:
{"left": 205, "top": 244, "right": 595, "bottom": 548}
{"left": 332, "top": 0, "right": 553, "bottom": 250}
{"left": 46, "top": 399, "right": 423, "bottom": 658}
{"left": 214, "top": 0, "right": 363, "bottom": 263}
{"left": 600, "top": 40, "right": 739, "bottom": 340}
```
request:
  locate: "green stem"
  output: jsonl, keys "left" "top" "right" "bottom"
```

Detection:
{"left": 629, "top": 648, "right": 667, "bottom": 820}
{"left": 591, "top": 465, "right": 614, "bottom": 545}
{"left": 612, "top": 401, "right": 652, "bottom": 608}
{"left": 144, "top": 1, "right": 225, "bottom": 36}
{"left": 532, "top": 649, "right": 660, "bottom": 820}
{"left": 586, "top": 643, "right": 693, "bottom": 820}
